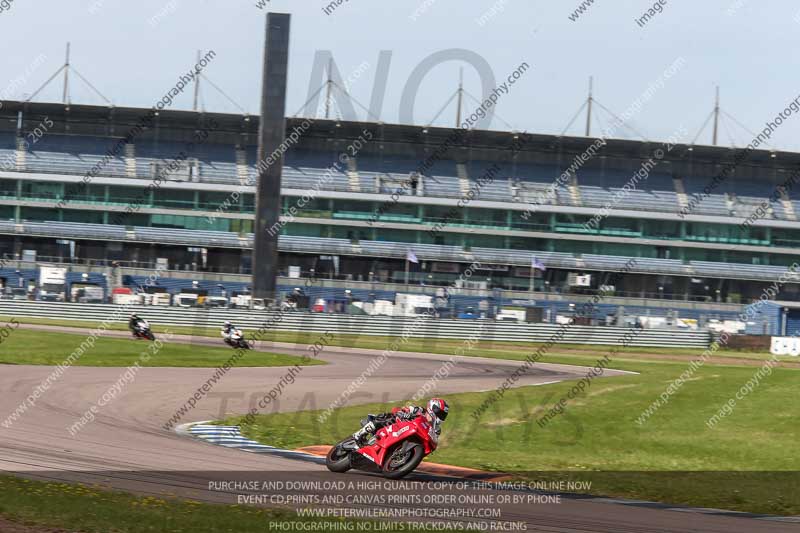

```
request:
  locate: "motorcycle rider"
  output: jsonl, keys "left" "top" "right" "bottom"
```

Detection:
{"left": 221, "top": 321, "right": 237, "bottom": 344}
{"left": 351, "top": 398, "right": 449, "bottom": 447}
{"left": 128, "top": 313, "right": 146, "bottom": 337}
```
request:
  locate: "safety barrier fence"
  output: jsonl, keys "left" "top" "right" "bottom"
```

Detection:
{"left": 0, "top": 301, "right": 712, "bottom": 348}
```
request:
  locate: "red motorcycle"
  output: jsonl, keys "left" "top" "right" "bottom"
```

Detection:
{"left": 326, "top": 413, "right": 439, "bottom": 479}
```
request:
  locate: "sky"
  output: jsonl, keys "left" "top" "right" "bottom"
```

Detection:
{"left": 1, "top": 0, "right": 800, "bottom": 151}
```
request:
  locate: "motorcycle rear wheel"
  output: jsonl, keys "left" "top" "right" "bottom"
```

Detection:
{"left": 382, "top": 442, "right": 424, "bottom": 479}
{"left": 325, "top": 440, "right": 353, "bottom": 473}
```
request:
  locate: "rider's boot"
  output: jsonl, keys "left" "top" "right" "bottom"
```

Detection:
{"left": 349, "top": 421, "right": 376, "bottom": 448}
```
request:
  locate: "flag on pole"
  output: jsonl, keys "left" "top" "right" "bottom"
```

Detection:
{"left": 531, "top": 256, "right": 546, "bottom": 271}
{"left": 406, "top": 249, "right": 419, "bottom": 264}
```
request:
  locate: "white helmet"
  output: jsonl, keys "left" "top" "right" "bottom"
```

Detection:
{"left": 427, "top": 398, "right": 449, "bottom": 422}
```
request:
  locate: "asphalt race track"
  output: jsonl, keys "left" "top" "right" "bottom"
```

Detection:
{"left": 0, "top": 324, "right": 795, "bottom": 532}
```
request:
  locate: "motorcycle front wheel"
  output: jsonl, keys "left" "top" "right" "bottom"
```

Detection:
{"left": 382, "top": 442, "right": 424, "bottom": 479}
{"left": 325, "top": 440, "right": 353, "bottom": 473}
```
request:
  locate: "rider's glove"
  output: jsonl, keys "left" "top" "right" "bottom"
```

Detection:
{"left": 398, "top": 406, "right": 422, "bottom": 420}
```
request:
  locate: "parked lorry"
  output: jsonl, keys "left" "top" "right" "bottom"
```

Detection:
{"left": 70, "top": 284, "right": 105, "bottom": 303}
{"left": 394, "top": 293, "right": 434, "bottom": 317}
{"left": 229, "top": 293, "right": 266, "bottom": 310}
{"left": 38, "top": 266, "right": 67, "bottom": 302}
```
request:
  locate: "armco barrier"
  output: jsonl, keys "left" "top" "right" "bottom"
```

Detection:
{"left": 0, "top": 301, "right": 712, "bottom": 348}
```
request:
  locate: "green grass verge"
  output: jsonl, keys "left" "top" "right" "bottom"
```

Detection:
{"left": 0, "top": 329, "right": 323, "bottom": 368}
{"left": 224, "top": 354, "right": 800, "bottom": 515}
{"left": 0, "top": 475, "right": 404, "bottom": 533}
{"left": 3, "top": 314, "right": 794, "bottom": 364}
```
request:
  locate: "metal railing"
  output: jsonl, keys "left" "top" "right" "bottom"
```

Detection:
{"left": 0, "top": 300, "right": 712, "bottom": 348}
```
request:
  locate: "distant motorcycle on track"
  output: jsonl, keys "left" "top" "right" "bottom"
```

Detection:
{"left": 223, "top": 328, "right": 251, "bottom": 350}
{"left": 132, "top": 320, "right": 156, "bottom": 341}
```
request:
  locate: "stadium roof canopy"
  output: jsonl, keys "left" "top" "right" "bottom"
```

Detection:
{"left": 1, "top": 100, "right": 798, "bottom": 175}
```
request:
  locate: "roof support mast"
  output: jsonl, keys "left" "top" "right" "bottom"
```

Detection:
{"left": 324, "top": 58, "right": 333, "bottom": 119}
{"left": 27, "top": 43, "right": 111, "bottom": 106}
{"left": 712, "top": 86, "right": 720, "bottom": 146}
{"left": 456, "top": 68, "right": 464, "bottom": 127}
{"left": 62, "top": 43, "right": 70, "bottom": 104}
{"left": 585, "top": 76, "right": 593, "bottom": 136}
{"left": 193, "top": 50, "right": 201, "bottom": 111}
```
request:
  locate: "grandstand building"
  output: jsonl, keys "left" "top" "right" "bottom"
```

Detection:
{"left": 2, "top": 100, "right": 800, "bottom": 307}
